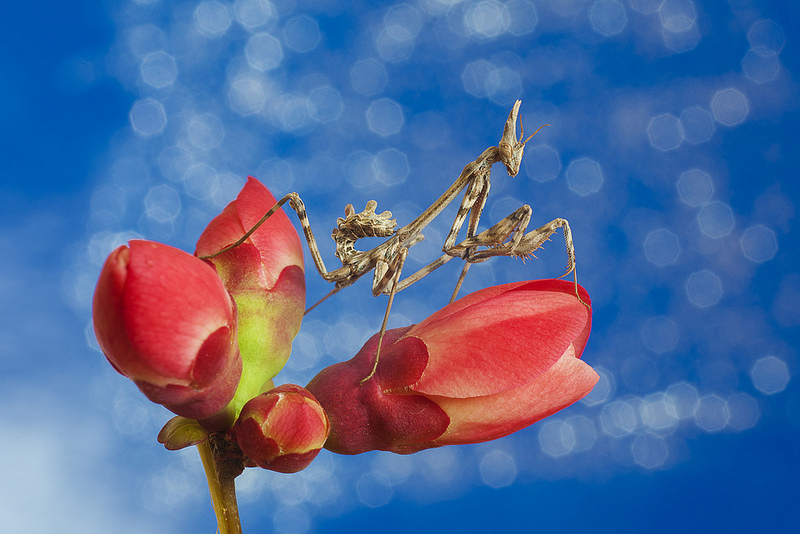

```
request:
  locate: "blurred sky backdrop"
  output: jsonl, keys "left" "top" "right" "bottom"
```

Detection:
{"left": 1, "top": 0, "right": 799, "bottom": 532}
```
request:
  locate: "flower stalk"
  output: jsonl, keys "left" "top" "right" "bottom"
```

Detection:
{"left": 197, "top": 435, "right": 245, "bottom": 534}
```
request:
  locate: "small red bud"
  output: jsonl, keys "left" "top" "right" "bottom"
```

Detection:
{"left": 233, "top": 384, "right": 330, "bottom": 473}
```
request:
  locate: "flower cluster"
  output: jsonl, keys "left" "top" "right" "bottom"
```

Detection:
{"left": 94, "top": 177, "right": 327, "bottom": 469}
{"left": 93, "top": 177, "right": 596, "bottom": 473}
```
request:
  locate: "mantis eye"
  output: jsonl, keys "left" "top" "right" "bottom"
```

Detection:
{"left": 499, "top": 141, "right": 513, "bottom": 162}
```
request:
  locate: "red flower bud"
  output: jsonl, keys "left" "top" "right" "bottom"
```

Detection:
{"left": 306, "top": 279, "right": 598, "bottom": 454}
{"left": 233, "top": 384, "right": 330, "bottom": 473}
{"left": 93, "top": 241, "right": 241, "bottom": 427}
{"left": 195, "top": 177, "right": 305, "bottom": 412}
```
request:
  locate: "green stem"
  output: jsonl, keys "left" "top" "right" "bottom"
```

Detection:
{"left": 197, "top": 437, "right": 244, "bottom": 534}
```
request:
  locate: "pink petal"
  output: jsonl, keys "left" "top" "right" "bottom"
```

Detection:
{"left": 236, "top": 177, "right": 304, "bottom": 282}
{"left": 194, "top": 202, "right": 246, "bottom": 258}
{"left": 406, "top": 279, "right": 591, "bottom": 398}
{"left": 432, "top": 344, "right": 599, "bottom": 446}
{"left": 93, "top": 241, "right": 236, "bottom": 387}
{"left": 122, "top": 241, "right": 235, "bottom": 381}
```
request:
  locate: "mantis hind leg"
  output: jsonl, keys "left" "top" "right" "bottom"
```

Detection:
{"left": 197, "top": 191, "right": 348, "bottom": 314}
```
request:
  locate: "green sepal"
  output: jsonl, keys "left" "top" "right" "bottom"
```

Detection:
{"left": 157, "top": 416, "right": 211, "bottom": 451}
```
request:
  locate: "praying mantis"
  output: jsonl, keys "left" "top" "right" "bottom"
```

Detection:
{"left": 201, "top": 100, "right": 583, "bottom": 381}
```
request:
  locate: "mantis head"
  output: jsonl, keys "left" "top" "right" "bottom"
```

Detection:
{"left": 498, "top": 100, "right": 549, "bottom": 177}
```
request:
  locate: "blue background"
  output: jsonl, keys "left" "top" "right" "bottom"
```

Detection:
{"left": 1, "top": 1, "right": 798, "bottom": 532}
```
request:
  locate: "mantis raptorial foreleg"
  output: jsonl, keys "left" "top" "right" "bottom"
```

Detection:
{"left": 391, "top": 212, "right": 586, "bottom": 306}
{"left": 448, "top": 202, "right": 526, "bottom": 302}
{"left": 435, "top": 163, "right": 493, "bottom": 302}
{"left": 454, "top": 205, "right": 534, "bottom": 260}
{"left": 462, "top": 216, "right": 575, "bottom": 272}
{"left": 459, "top": 215, "right": 586, "bottom": 306}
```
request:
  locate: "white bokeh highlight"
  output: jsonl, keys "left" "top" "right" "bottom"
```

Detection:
{"left": 750, "top": 356, "right": 790, "bottom": 395}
